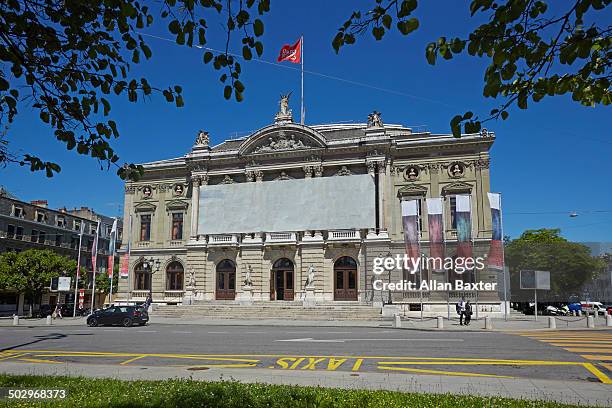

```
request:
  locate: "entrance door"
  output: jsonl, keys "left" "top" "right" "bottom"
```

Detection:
{"left": 215, "top": 259, "right": 236, "bottom": 300}
{"left": 271, "top": 258, "right": 294, "bottom": 301}
{"left": 334, "top": 256, "right": 358, "bottom": 301}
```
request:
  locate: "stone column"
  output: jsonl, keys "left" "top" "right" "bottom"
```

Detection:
{"left": 190, "top": 175, "right": 207, "bottom": 239}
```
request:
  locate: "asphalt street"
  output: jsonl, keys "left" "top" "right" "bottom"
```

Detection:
{"left": 1, "top": 324, "right": 610, "bottom": 384}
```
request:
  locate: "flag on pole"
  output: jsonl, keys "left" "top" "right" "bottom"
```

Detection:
{"left": 75, "top": 221, "right": 85, "bottom": 280}
{"left": 455, "top": 195, "right": 473, "bottom": 259}
{"left": 426, "top": 198, "right": 444, "bottom": 268}
{"left": 487, "top": 192, "right": 504, "bottom": 270}
{"left": 277, "top": 38, "right": 302, "bottom": 63}
{"left": 401, "top": 199, "right": 421, "bottom": 274}
{"left": 91, "top": 221, "right": 100, "bottom": 273}
{"left": 107, "top": 218, "right": 118, "bottom": 278}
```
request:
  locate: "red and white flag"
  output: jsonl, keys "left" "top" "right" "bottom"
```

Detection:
{"left": 277, "top": 38, "right": 302, "bottom": 63}
{"left": 91, "top": 221, "right": 100, "bottom": 273}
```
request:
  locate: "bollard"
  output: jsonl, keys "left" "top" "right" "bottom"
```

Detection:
{"left": 548, "top": 316, "right": 556, "bottom": 329}
{"left": 46, "top": 315, "right": 52, "bottom": 325}
{"left": 437, "top": 316, "right": 444, "bottom": 329}
{"left": 587, "top": 316, "right": 595, "bottom": 328}
{"left": 12, "top": 315, "right": 19, "bottom": 326}
{"left": 393, "top": 314, "right": 402, "bottom": 328}
{"left": 484, "top": 316, "right": 493, "bottom": 330}
{"left": 606, "top": 314, "right": 612, "bottom": 327}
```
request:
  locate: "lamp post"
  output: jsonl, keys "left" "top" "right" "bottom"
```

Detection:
{"left": 142, "top": 257, "right": 161, "bottom": 304}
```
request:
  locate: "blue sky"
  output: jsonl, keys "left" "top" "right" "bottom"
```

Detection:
{"left": 1, "top": 1, "right": 610, "bottom": 241}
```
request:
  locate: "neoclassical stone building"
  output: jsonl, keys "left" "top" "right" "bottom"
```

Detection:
{"left": 117, "top": 98, "right": 500, "bottom": 314}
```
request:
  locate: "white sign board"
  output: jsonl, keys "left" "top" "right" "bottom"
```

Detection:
{"left": 198, "top": 174, "right": 376, "bottom": 234}
{"left": 520, "top": 270, "right": 550, "bottom": 290}
{"left": 58, "top": 277, "right": 72, "bottom": 292}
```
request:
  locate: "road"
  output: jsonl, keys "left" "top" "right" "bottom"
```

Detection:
{"left": 1, "top": 324, "right": 611, "bottom": 384}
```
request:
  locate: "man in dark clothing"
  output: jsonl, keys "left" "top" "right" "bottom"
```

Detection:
{"left": 465, "top": 301, "right": 472, "bottom": 325}
{"left": 456, "top": 298, "right": 466, "bottom": 325}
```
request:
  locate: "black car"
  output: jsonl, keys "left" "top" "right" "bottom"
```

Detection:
{"left": 86, "top": 306, "right": 148, "bottom": 327}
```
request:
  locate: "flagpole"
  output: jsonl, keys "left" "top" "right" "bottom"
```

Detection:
{"left": 108, "top": 217, "right": 117, "bottom": 305}
{"left": 90, "top": 220, "right": 100, "bottom": 312}
{"left": 499, "top": 193, "right": 508, "bottom": 321}
{"left": 73, "top": 223, "right": 84, "bottom": 319}
{"left": 300, "top": 35, "right": 304, "bottom": 125}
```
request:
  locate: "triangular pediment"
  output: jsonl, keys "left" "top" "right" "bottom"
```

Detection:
{"left": 442, "top": 181, "right": 473, "bottom": 194}
{"left": 397, "top": 184, "right": 428, "bottom": 197}
{"left": 134, "top": 202, "right": 157, "bottom": 213}
{"left": 166, "top": 200, "right": 189, "bottom": 212}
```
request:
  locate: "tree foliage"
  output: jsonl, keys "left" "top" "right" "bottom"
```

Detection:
{"left": 0, "top": 249, "right": 79, "bottom": 307}
{"left": 0, "top": 0, "right": 269, "bottom": 179}
{"left": 334, "top": 0, "right": 610, "bottom": 136}
{"left": 505, "top": 229, "right": 606, "bottom": 300}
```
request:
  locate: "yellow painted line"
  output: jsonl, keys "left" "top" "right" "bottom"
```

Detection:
{"left": 373, "top": 361, "right": 579, "bottom": 366}
{"left": 582, "top": 363, "right": 612, "bottom": 384}
{"left": 31, "top": 353, "right": 259, "bottom": 363}
{"left": 550, "top": 343, "right": 612, "bottom": 347}
{"left": 189, "top": 363, "right": 257, "bottom": 368}
{"left": 352, "top": 358, "right": 363, "bottom": 371}
{"left": 563, "top": 348, "right": 612, "bottom": 353}
{"left": 378, "top": 365, "right": 514, "bottom": 379}
{"left": 5, "top": 349, "right": 587, "bottom": 365}
{"left": 580, "top": 355, "right": 612, "bottom": 361}
{"left": 0, "top": 353, "right": 28, "bottom": 361}
{"left": 120, "top": 355, "right": 146, "bottom": 365}
{"left": 17, "top": 358, "right": 62, "bottom": 364}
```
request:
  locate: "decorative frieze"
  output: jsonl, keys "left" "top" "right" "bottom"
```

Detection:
{"left": 335, "top": 166, "right": 352, "bottom": 176}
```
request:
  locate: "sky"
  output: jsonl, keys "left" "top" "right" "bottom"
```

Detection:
{"left": 1, "top": 1, "right": 610, "bottom": 242}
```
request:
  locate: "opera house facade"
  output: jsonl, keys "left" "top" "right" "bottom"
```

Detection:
{"left": 117, "top": 97, "right": 502, "bottom": 315}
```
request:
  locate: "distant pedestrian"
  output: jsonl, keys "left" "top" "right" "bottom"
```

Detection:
{"left": 456, "top": 298, "right": 466, "bottom": 325}
{"left": 54, "top": 303, "right": 63, "bottom": 319}
{"left": 465, "top": 301, "right": 472, "bottom": 326}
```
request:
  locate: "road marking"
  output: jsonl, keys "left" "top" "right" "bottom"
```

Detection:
{"left": 207, "top": 331, "right": 228, "bottom": 334}
{"left": 137, "top": 330, "right": 157, "bottom": 333}
{"left": 378, "top": 366, "right": 514, "bottom": 378}
{"left": 580, "top": 355, "right": 612, "bottom": 361}
{"left": 275, "top": 338, "right": 463, "bottom": 343}
{"left": 276, "top": 338, "right": 344, "bottom": 343}
{"left": 351, "top": 359, "right": 363, "bottom": 371}
{"left": 171, "top": 331, "right": 193, "bottom": 334}
{"left": 0, "top": 352, "right": 29, "bottom": 361}
{"left": 582, "top": 363, "right": 612, "bottom": 384}
{"left": 120, "top": 355, "right": 147, "bottom": 365}
{"left": 18, "top": 358, "right": 62, "bottom": 364}
{"left": 563, "top": 348, "right": 612, "bottom": 353}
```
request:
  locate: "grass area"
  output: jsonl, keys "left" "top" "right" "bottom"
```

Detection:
{"left": 0, "top": 375, "right": 591, "bottom": 408}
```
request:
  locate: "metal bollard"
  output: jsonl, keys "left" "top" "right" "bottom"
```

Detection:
{"left": 548, "top": 316, "right": 556, "bottom": 329}
{"left": 12, "top": 315, "right": 19, "bottom": 326}
{"left": 437, "top": 316, "right": 444, "bottom": 329}
{"left": 46, "top": 315, "right": 52, "bottom": 325}
{"left": 484, "top": 316, "right": 493, "bottom": 330}
{"left": 587, "top": 316, "right": 595, "bottom": 328}
{"left": 606, "top": 314, "right": 612, "bottom": 327}
{"left": 393, "top": 314, "right": 402, "bottom": 328}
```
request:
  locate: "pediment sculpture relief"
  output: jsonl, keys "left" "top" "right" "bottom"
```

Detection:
{"left": 253, "top": 131, "right": 311, "bottom": 153}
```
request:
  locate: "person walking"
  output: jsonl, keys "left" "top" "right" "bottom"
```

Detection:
{"left": 465, "top": 300, "right": 472, "bottom": 326}
{"left": 53, "top": 302, "right": 63, "bottom": 319}
{"left": 456, "top": 298, "right": 466, "bottom": 325}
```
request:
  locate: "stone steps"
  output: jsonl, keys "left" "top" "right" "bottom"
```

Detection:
{"left": 151, "top": 304, "right": 383, "bottom": 320}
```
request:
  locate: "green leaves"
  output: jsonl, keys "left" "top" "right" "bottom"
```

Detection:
{"left": 397, "top": 18, "right": 419, "bottom": 35}
{"left": 450, "top": 111, "right": 481, "bottom": 138}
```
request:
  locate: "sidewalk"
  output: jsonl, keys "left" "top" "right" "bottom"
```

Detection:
{"left": 0, "top": 361, "right": 610, "bottom": 407}
{"left": 2, "top": 315, "right": 611, "bottom": 331}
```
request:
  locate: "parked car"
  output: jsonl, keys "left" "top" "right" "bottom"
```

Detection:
{"left": 86, "top": 305, "right": 148, "bottom": 327}
{"left": 581, "top": 302, "right": 606, "bottom": 315}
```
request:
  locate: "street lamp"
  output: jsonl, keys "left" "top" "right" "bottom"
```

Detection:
{"left": 142, "top": 257, "right": 161, "bottom": 301}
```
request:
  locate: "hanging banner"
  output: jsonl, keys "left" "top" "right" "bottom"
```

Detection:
{"left": 426, "top": 198, "right": 444, "bottom": 268}
{"left": 487, "top": 192, "right": 504, "bottom": 270}
{"left": 120, "top": 254, "right": 129, "bottom": 279}
{"left": 455, "top": 195, "right": 473, "bottom": 259}
{"left": 401, "top": 199, "right": 421, "bottom": 273}
{"left": 78, "top": 289, "right": 85, "bottom": 309}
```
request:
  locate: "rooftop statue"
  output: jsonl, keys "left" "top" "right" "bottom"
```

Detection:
{"left": 367, "top": 111, "right": 383, "bottom": 128}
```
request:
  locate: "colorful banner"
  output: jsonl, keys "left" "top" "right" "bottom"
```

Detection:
{"left": 426, "top": 198, "right": 444, "bottom": 268}
{"left": 455, "top": 195, "right": 473, "bottom": 260}
{"left": 487, "top": 192, "right": 504, "bottom": 270}
{"left": 91, "top": 221, "right": 100, "bottom": 273}
{"left": 120, "top": 254, "right": 129, "bottom": 279}
{"left": 401, "top": 199, "right": 421, "bottom": 273}
{"left": 78, "top": 289, "right": 85, "bottom": 309}
{"left": 277, "top": 38, "right": 302, "bottom": 63}
{"left": 107, "top": 218, "right": 117, "bottom": 278}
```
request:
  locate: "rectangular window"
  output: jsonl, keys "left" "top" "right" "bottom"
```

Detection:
{"left": 15, "top": 226, "right": 23, "bottom": 240}
{"left": 36, "top": 211, "right": 46, "bottom": 223}
{"left": 31, "top": 229, "right": 38, "bottom": 242}
{"left": 71, "top": 236, "right": 79, "bottom": 249}
{"left": 74, "top": 220, "right": 81, "bottom": 231}
{"left": 12, "top": 206, "right": 23, "bottom": 218}
{"left": 171, "top": 213, "right": 183, "bottom": 240}
{"left": 6, "top": 224, "right": 15, "bottom": 239}
{"left": 56, "top": 216, "right": 66, "bottom": 228}
{"left": 449, "top": 196, "right": 457, "bottom": 229}
{"left": 55, "top": 234, "right": 62, "bottom": 247}
{"left": 140, "top": 215, "right": 151, "bottom": 241}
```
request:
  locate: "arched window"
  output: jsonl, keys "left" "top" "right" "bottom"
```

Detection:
{"left": 271, "top": 258, "right": 294, "bottom": 301}
{"left": 334, "top": 256, "right": 357, "bottom": 269}
{"left": 272, "top": 258, "right": 294, "bottom": 270}
{"left": 166, "top": 261, "right": 184, "bottom": 291}
{"left": 134, "top": 262, "right": 151, "bottom": 290}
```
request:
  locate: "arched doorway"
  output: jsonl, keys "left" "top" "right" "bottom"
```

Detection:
{"left": 334, "top": 256, "right": 358, "bottom": 301}
{"left": 166, "top": 261, "right": 184, "bottom": 291}
{"left": 270, "top": 258, "right": 294, "bottom": 301}
{"left": 134, "top": 262, "right": 151, "bottom": 291}
{"left": 216, "top": 259, "right": 236, "bottom": 300}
